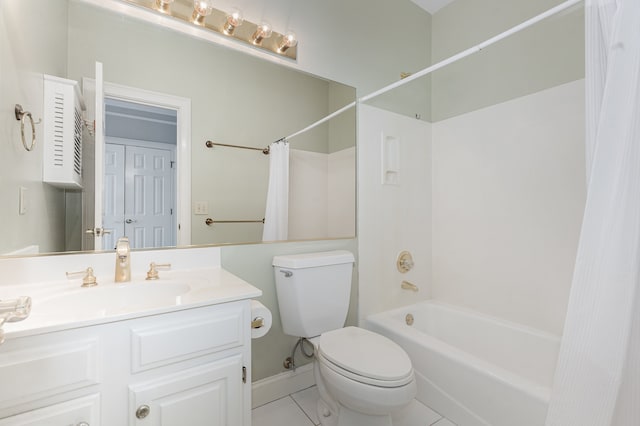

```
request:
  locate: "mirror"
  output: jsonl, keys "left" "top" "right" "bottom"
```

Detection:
{"left": 0, "top": 0, "right": 356, "bottom": 256}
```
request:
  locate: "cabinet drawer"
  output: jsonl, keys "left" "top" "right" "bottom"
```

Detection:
{"left": 0, "top": 393, "right": 100, "bottom": 426}
{"left": 130, "top": 303, "right": 245, "bottom": 373}
{"left": 0, "top": 340, "right": 100, "bottom": 410}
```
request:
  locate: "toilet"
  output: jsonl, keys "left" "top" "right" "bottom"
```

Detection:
{"left": 273, "top": 250, "right": 416, "bottom": 426}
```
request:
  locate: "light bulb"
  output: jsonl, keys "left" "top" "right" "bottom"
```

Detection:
{"left": 277, "top": 32, "right": 298, "bottom": 53}
{"left": 223, "top": 9, "right": 244, "bottom": 35}
{"left": 192, "top": 0, "right": 214, "bottom": 25}
{"left": 155, "top": 0, "right": 174, "bottom": 13}
{"left": 251, "top": 22, "right": 273, "bottom": 45}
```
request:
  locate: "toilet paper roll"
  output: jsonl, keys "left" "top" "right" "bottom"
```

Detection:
{"left": 250, "top": 300, "right": 272, "bottom": 339}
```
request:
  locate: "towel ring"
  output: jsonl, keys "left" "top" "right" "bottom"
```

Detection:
{"left": 14, "top": 104, "right": 40, "bottom": 152}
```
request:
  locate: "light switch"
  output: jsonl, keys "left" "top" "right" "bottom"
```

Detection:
{"left": 194, "top": 201, "right": 209, "bottom": 215}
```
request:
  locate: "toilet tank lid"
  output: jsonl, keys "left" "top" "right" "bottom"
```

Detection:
{"left": 272, "top": 250, "right": 355, "bottom": 268}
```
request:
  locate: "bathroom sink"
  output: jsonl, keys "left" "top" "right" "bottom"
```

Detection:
{"left": 35, "top": 282, "right": 191, "bottom": 318}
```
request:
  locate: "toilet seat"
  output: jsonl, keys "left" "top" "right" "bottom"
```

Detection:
{"left": 318, "top": 327, "right": 414, "bottom": 388}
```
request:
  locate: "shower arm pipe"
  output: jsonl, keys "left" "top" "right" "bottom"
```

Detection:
{"left": 283, "top": 0, "right": 582, "bottom": 142}
{"left": 359, "top": 0, "right": 583, "bottom": 104}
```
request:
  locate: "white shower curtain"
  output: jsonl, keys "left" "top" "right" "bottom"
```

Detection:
{"left": 262, "top": 140, "right": 289, "bottom": 241}
{"left": 545, "top": 1, "right": 640, "bottom": 425}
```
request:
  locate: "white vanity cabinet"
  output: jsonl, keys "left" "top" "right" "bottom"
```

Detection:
{"left": 0, "top": 300, "right": 252, "bottom": 426}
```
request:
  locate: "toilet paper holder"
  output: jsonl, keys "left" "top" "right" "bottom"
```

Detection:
{"left": 250, "top": 300, "right": 272, "bottom": 339}
{"left": 251, "top": 316, "right": 265, "bottom": 329}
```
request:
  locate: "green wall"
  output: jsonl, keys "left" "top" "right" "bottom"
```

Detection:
{"left": 431, "top": 0, "right": 584, "bottom": 121}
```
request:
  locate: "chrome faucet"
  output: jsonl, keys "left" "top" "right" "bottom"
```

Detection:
{"left": 115, "top": 237, "right": 131, "bottom": 283}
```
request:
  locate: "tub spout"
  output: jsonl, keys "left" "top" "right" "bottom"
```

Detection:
{"left": 401, "top": 281, "right": 419, "bottom": 292}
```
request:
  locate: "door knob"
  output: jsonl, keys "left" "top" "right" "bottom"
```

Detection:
{"left": 125, "top": 219, "right": 137, "bottom": 224}
{"left": 85, "top": 227, "right": 111, "bottom": 236}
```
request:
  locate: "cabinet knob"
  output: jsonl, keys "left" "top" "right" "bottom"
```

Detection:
{"left": 77, "top": 422, "right": 90, "bottom": 426}
{"left": 136, "top": 405, "right": 151, "bottom": 419}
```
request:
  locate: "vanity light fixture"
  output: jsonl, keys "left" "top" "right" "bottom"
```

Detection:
{"left": 223, "top": 9, "right": 244, "bottom": 35}
{"left": 251, "top": 22, "right": 273, "bottom": 45}
{"left": 191, "top": 0, "right": 214, "bottom": 25}
{"left": 154, "top": 0, "right": 174, "bottom": 14}
{"left": 277, "top": 32, "right": 298, "bottom": 53}
{"left": 122, "top": 0, "right": 298, "bottom": 59}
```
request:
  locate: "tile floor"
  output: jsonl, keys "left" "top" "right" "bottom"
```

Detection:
{"left": 252, "top": 386, "right": 456, "bottom": 426}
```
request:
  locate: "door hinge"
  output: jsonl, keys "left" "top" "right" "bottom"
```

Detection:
{"left": 242, "top": 366, "right": 247, "bottom": 383}
{"left": 170, "top": 208, "right": 173, "bottom": 215}
{"left": 170, "top": 160, "right": 175, "bottom": 169}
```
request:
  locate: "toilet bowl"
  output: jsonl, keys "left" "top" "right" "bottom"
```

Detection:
{"left": 312, "top": 327, "right": 417, "bottom": 426}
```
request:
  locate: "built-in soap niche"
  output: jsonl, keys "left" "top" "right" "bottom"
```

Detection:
{"left": 381, "top": 133, "right": 400, "bottom": 185}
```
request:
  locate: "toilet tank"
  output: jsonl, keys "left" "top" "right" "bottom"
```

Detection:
{"left": 273, "top": 250, "right": 355, "bottom": 338}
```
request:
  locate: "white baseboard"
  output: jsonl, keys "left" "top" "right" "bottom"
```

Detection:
{"left": 251, "top": 363, "right": 315, "bottom": 408}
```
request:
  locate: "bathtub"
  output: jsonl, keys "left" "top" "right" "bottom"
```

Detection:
{"left": 366, "top": 301, "right": 560, "bottom": 426}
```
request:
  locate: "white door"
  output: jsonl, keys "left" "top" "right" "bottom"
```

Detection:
{"left": 124, "top": 145, "right": 175, "bottom": 249}
{"left": 102, "top": 143, "right": 125, "bottom": 250}
{"left": 102, "top": 142, "right": 175, "bottom": 250}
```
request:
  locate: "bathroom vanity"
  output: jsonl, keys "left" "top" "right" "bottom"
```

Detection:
{"left": 0, "top": 247, "right": 261, "bottom": 426}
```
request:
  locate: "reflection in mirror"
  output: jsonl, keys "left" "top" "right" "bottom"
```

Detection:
{"left": 0, "top": 0, "right": 356, "bottom": 257}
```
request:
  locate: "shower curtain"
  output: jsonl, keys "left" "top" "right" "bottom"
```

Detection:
{"left": 262, "top": 140, "right": 289, "bottom": 241}
{"left": 545, "top": 0, "right": 640, "bottom": 425}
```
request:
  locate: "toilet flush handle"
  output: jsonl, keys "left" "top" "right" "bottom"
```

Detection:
{"left": 280, "top": 270, "right": 293, "bottom": 278}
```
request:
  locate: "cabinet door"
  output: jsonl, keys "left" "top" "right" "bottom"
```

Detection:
{"left": 0, "top": 394, "right": 100, "bottom": 426}
{"left": 129, "top": 355, "right": 243, "bottom": 426}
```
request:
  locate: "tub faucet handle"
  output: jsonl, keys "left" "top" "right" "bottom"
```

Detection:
{"left": 397, "top": 251, "right": 414, "bottom": 273}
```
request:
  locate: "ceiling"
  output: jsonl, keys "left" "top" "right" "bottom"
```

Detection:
{"left": 410, "top": 0, "right": 456, "bottom": 14}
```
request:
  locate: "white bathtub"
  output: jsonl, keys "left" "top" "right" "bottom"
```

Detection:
{"left": 366, "top": 301, "right": 560, "bottom": 426}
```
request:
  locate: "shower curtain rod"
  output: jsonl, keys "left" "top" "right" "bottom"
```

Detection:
{"left": 281, "top": 0, "right": 583, "bottom": 143}
{"left": 359, "top": 0, "right": 583, "bottom": 103}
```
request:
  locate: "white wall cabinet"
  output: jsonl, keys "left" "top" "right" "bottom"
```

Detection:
{"left": 0, "top": 301, "right": 251, "bottom": 426}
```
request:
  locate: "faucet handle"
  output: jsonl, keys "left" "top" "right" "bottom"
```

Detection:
{"left": 146, "top": 262, "right": 172, "bottom": 280}
{"left": 397, "top": 251, "right": 414, "bottom": 273}
{"left": 66, "top": 267, "right": 98, "bottom": 287}
{"left": 0, "top": 296, "right": 32, "bottom": 322}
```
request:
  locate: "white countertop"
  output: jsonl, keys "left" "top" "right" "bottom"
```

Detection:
{"left": 2, "top": 266, "right": 262, "bottom": 339}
